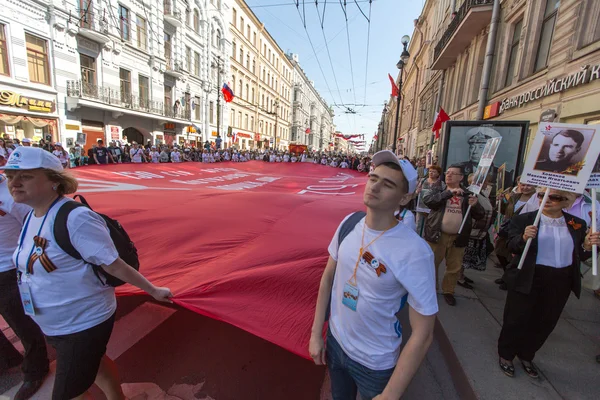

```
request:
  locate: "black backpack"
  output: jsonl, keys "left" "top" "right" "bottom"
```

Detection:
{"left": 53, "top": 195, "right": 140, "bottom": 287}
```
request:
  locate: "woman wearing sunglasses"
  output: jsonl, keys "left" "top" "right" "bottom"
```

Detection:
{"left": 497, "top": 188, "right": 600, "bottom": 378}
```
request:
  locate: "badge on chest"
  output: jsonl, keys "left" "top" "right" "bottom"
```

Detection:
{"left": 361, "top": 251, "right": 387, "bottom": 277}
{"left": 342, "top": 283, "right": 359, "bottom": 311}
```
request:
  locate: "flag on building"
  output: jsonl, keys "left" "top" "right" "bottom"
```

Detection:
{"left": 432, "top": 107, "right": 450, "bottom": 139}
{"left": 222, "top": 83, "right": 234, "bottom": 103}
{"left": 305, "top": 128, "right": 311, "bottom": 134}
{"left": 388, "top": 74, "right": 399, "bottom": 97}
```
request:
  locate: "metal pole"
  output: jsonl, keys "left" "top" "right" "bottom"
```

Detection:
{"left": 216, "top": 57, "right": 221, "bottom": 145}
{"left": 392, "top": 70, "right": 402, "bottom": 154}
{"left": 429, "top": 70, "right": 445, "bottom": 150}
{"left": 274, "top": 102, "right": 279, "bottom": 150}
{"left": 476, "top": 0, "right": 501, "bottom": 120}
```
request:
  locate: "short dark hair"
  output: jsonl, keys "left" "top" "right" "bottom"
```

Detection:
{"left": 553, "top": 130, "right": 584, "bottom": 148}
{"left": 447, "top": 164, "right": 464, "bottom": 175}
{"left": 98, "top": 140, "right": 104, "bottom": 144}
{"left": 429, "top": 165, "right": 442, "bottom": 174}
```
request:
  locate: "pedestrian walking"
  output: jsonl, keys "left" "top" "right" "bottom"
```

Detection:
{"left": 309, "top": 150, "right": 437, "bottom": 400}
{"left": 422, "top": 165, "right": 484, "bottom": 306}
{"left": 497, "top": 188, "right": 599, "bottom": 378}
{"left": 1, "top": 146, "right": 173, "bottom": 400}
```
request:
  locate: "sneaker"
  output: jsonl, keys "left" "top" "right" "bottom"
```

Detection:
{"left": 494, "top": 278, "right": 504, "bottom": 284}
{"left": 14, "top": 378, "right": 45, "bottom": 400}
{"left": 464, "top": 276, "right": 474, "bottom": 284}
{"left": 457, "top": 280, "right": 474, "bottom": 290}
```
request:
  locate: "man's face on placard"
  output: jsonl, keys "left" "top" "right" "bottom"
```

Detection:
{"left": 469, "top": 142, "right": 486, "bottom": 164}
{"left": 549, "top": 134, "right": 580, "bottom": 163}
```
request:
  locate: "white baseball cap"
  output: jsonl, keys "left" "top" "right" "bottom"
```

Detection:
{"left": 371, "top": 150, "right": 418, "bottom": 194}
{"left": 21, "top": 138, "right": 32, "bottom": 143}
{"left": 0, "top": 146, "right": 63, "bottom": 172}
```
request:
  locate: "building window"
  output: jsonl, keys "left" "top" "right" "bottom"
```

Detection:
{"left": 164, "top": 84, "right": 172, "bottom": 113}
{"left": 239, "top": 48, "right": 243, "bottom": 64}
{"left": 209, "top": 101, "right": 214, "bottom": 123}
{"left": 186, "top": 46, "right": 191, "bottom": 71}
{"left": 232, "top": 41, "right": 236, "bottom": 59}
{"left": 119, "top": 5, "right": 130, "bottom": 41}
{"left": 195, "top": 96, "right": 201, "bottom": 120}
{"left": 247, "top": 25, "right": 250, "bottom": 39}
{"left": 238, "top": 111, "right": 242, "bottom": 128}
{"left": 216, "top": 30, "right": 221, "bottom": 48}
{"left": 164, "top": 32, "right": 172, "bottom": 61}
{"left": 251, "top": 88, "right": 255, "bottom": 104}
{"left": 580, "top": 1, "right": 600, "bottom": 48}
{"left": 136, "top": 15, "right": 147, "bottom": 50}
{"left": 119, "top": 68, "right": 131, "bottom": 103}
{"left": 240, "top": 17, "right": 244, "bottom": 32}
{"left": 194, "top": 51, "right": 200, "bottom": 76}
{"left": 25, "top": 34, "right": 50, "bottom": 85}
{"left": 246, "top": 54, "right": 250, "bottom": 70}
{"left": 253, "top": 32, "right": 257, "bottom": 46}
{"left": 139, "top": 75, "right": 149, "bottom": 108}
{"left": 80, "top": 54, "right": 96, "bottom": 88}
{"left": 245, "top": 84, "right": 249, "bottom": 100}
{"left": 238, "top": 79, "right": 243, "bottom": 98}
{"left": 230, "top": 107, "right": 235, "bottom": 126}
{"left": 194, "top": 9, "right": 200, "bottom": 32}
{"left": 232, "top": 8, "right": 237, "bottom": 26}
{"left": 0, "top": 24, "right": 9, "bottom": 76}
{"left": 252, "top": 59, "right": 256, "bottom": 74}
{"left": 534, "top": 0, "right": 560, "bottom": 72}
{"left": 505, "top": 20, "right": 522, "bottom": 87}
{"left": 244, "top": 114, "right": 249, "bottom": 130}
{"left": 250, "top": 116, "right": 254, "bottom": 131}
{"left": 185, "top": 7, "right": 190, "bottom": 26}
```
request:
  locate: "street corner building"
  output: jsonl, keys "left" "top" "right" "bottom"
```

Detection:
{"left": 375, "top": 0, "right": 600, "bottom": 171}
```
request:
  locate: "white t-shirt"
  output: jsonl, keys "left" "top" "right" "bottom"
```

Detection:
{"left": 328, "top": 215, "right": 438, "bottom": 370}
{"left": 340, "top": 162, "right": 349, "bottom": 169}
{"left": 396, "top": 209, "right": 417, "bottom": 232}
{"left": 13, "top": 197, "right": 118, "bottom": 336}
{"left": 130, "top": 147, "right": 145, "bottom": 163}
{"left": 283, "top": 155, "right": 290, "bottom": 162}
{"left": 150, "top": 151, "right": 160, "bottom": 163}
{"left": 171, "top": 151, "right": 181, "bottom": 162}
{"left": 52, "top": 150, "right": 68, "bottom": 165}
{"left": 0, "top": 178, "right": 31, "bottom": 272}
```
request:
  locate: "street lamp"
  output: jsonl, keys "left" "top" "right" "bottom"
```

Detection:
{"left": 392, "top": 35, "right": 410, "bottom": 155}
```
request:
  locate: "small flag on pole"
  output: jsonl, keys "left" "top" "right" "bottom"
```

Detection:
{"left": 432, "top": 107, "right": 450, "bottom": 139}
{"left": 221, "top": 83, "right": 234, "bottom": 103}
{"left": 388, "top": 74, "right": 399, "bottom": 98}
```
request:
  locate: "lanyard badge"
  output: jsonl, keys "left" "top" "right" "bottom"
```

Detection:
{"left": 341, "top": 220, "right": 395, "bottom": 312}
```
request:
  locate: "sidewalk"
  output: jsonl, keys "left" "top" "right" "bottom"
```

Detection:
{"left": 436, "top": 258, "right": 600, "bottom": 400}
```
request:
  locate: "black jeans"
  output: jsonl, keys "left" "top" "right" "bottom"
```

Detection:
{"left": 0, "top": 270, "right": 49, "bottom": 380}
{"left": 498, "top": 265, "right": 572, "bottom": 362}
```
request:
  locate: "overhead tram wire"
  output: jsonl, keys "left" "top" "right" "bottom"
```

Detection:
{"left": 362, "top": 1, "right": 373, "bottom": 105}
{"left": 340, "top": 1, "right": 358, "bottom": 129}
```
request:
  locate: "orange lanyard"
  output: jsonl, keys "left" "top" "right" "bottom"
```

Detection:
{"left": 348, "top": 221, "right": 396, "bottom": 286}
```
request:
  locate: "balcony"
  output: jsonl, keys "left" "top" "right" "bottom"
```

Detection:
{"left": 163, "top": 1, "right": 183, "bottom": 28}
{"left": 77, "top": 10, "right": 111, "bottom": 44}
{"left": 293, "top": 100, "right": 302, "bottom": 108}
{"left": 65, "top": 80, "right": 188, "bottom": 121}
{"left": 164, "top": 57, "right": 185, "bottom": 78}
{"left": 431, "top": 0, "right": 494, "bottom": 70}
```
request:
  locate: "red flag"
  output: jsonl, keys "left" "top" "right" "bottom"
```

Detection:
{"left": 432, "top": 107, "right": 450, "bottom": 139}
{"left": 221, "top": 83, "right": 234, "bottom": 103}
{"left": 388, "top": 74, "right": 399, "bottom": 97}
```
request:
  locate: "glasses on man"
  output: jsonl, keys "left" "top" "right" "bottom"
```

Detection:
{"left": 537, "top": 192, "right": 567, "bottom": 202}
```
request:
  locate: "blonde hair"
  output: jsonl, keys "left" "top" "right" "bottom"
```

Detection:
{"left": 43, "top": 169, "right": 79, "bottom": 196}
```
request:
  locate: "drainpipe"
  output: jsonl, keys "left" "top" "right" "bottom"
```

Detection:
{"left": 450, "top": 0, "right": 457, "bottom": 14}
{"left": 476, "top": 0, "right": 501, "bottom": 120}
{"left": 429, "top": 70, "right": 445, "bottom": 153}
{"left": 409, "top": 19, "right": 424, "bottom": 133}
{"left": 47, "top": 5, "right": 61, "bottom": 142}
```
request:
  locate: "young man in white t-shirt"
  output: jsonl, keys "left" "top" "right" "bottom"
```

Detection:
{"left": 309, "top": 150, "right": 438, "bottom": 400}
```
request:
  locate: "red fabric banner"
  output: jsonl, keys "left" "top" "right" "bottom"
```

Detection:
{"left": 71, "top": 162, "right": 365, "bottom": 358}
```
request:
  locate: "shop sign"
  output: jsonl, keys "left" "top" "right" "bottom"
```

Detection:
{"left": 65, "top": 124, "right": 80, "bottom": 131}
{"left": 212, "top": 131, "right": 218, "bottom": 137}
{"left": 0, "top": 90, "right": 55, "bottom": 113}
{"left": 110, "top": 126, "right": 120, "bottom": 140}
{"left": 164, "top": 123, "right": 176, "bottom": 133}
{"left": 539, "top": 109, "right": 557, "bottom": 123}
{"left": 237, "top": 132, "right": 252, "bottom": 139}
{"left": 500, "top": 64, "right": 600, "bottom": 113}
{"left": 483, "top": 102, "right": 501, "bottom": 119}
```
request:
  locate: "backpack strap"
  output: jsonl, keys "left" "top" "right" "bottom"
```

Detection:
{"left": 53, "top": 200, "right": 87, "bottom": 260}
{"left": 337, "top": 211, "right": 367, "bottom": 249}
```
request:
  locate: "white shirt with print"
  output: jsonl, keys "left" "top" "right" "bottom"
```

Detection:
{"left": 171, "top": 151, "right": 181, "bottom": 162}
{"left": 130, "top": 147, "right": 145, "bottom": 163}
{"left": 328, "top": 215, "right": 437, "bottom": 370}
{"left": 13, "top": 197, "right": 118, "bottom": 335}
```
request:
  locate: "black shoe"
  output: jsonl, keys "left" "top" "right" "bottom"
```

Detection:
{"left": 521, "top": 361, "right": 539, "bottom": 379}
{"left": 499, "top": 358, "right": 515, "bottom": 377}
{"left": 464, "top": 276, "right": 474, "bottom": 284}
{"left": 0, "top": 355, "right": 23, "bottom": 374}
{"left": 499, "top": 282, "right": 508, "bottom": 291}
{"left": 14, "top": 378, "right": 45, "bottom": 400}
{"left": 494, "top": 278, "right": 504, "bottom": 284}
{"left": 457, "top": 280, "right": 474, "bottom": 290}
{"left": 444, "top": 293, "right": 456, "bottom": 306}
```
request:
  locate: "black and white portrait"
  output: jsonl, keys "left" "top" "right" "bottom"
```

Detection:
{"left": 534, "top": 129, "right": 594, "bottom": 176}
{"left": 442, "top": 121, "right": 529, "bottom": 191}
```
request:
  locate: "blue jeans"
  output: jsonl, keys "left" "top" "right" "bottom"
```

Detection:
{"left": 326, "top": 329, "right": 395, "bottom": 400}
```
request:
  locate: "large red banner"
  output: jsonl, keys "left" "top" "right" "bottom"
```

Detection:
{"left": 71, "top": 162, "right": 365, "bottom": 358}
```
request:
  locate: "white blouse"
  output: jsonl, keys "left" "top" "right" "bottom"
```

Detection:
{"left": 536, "top": 214, "right": 574, "bottom": 268}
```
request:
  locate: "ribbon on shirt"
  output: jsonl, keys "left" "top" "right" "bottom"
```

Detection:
{"left": 27, "top": 236, "right": 57, "bottom": 274}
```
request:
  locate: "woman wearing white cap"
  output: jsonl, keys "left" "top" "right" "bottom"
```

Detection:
{"left": 1, "top": 147, "right": 173, "bottom": 400}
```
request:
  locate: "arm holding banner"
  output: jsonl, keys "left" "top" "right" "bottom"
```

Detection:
{"left": 422, "top": 187, "right": 453, "bottom": 210}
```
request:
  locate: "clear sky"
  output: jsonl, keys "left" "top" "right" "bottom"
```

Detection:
{"left": 246, "top": 0, "right": 426, "bottom": 148}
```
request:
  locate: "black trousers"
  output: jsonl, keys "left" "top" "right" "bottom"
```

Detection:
{"left": 0, "top": 269, "right": 49, "bottom": 380}
{"left": 498, "top": 265, "right": 572, "bottom": 362}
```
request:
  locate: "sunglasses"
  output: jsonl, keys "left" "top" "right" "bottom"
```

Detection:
{"left": 537, "top": 192, "right": 567, "bottom": 202}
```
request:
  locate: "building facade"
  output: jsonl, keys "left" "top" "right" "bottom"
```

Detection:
{"left": 381, "top": 0, "right": 600, "bottom": 163}
{"left": 287, "top": 53, "right": 334, "bottom": 151}
{"left": 1, "top": 0, "right": 232, "bottom": 150}
{"left": 228, "top": 0, "right": 293, "bottom": 151}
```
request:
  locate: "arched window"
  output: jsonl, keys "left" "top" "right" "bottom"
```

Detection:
{"left": 246, "top": 54, "right": 250, "bottom": 69}
{"left": 232, "top": 41, "right": 236, "bottom": 58}
{"left": 185, "top": 8, "right": 191, "bottom": 26}
{"left": 252, "top": 59, "right": 256, "bottom": 74}
{"left": 245, "top": 84, "right": 249, "bottom": 100}
{"left": 239, "top": 48, "right": 243, "bottom": 64}
{"left": 216, "top": 30, "right": 221, "bottom": 48}
{"left": 193, "top": 9, "right": 200, "bottom": 32}
{"left": 217, "top": 0, "right": 221, "bottom": 9}
{"left": 238, "top": 79, "right": 243, "bottom": 97}
{"left": 251, "top": 88, "right": 255, "bottom": 103}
